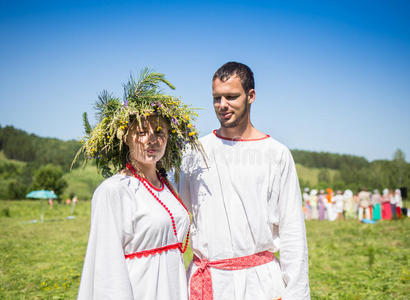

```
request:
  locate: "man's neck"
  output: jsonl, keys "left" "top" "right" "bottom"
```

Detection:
{"left": 217, "top": 121, "right": 265, "bottom": 140}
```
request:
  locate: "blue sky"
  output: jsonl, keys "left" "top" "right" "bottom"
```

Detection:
{"left": 0, "top": 0, "right": 409, "bottom": 161}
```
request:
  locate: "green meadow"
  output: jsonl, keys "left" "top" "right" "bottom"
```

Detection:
{"left": 0, "top": 200, "right": 409, "bottom": 299}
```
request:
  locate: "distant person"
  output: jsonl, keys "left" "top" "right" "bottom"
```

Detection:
{"left": 327, "top": 191, "right": 338, "bottom": 222}
{"left": 334, "top": 190, "right": 344, "bottom": 221}
{"left": 358, "top": 188, "right": 371, "bottom": 221}
{"left": 343, "top": 189, "right": 355, "bottom": 219}
{"left": 381, "top": 188, "right": 392, "bottom": 220}
{"left": 310, "top": 189, "right": 319, "bottom": 220}
{"left": 396, "top": 189, "right": 403, "bottom": 218}
{"left": 326, "top": 188, "right": 333, "bottom": 204}
{"left": 371, "top": 189, "right": 381, "bottom": 221}
{"left": 390, "top": 189, "right": 398, "bottom": 220}
{"left": 318, "top": 189, "right": 326, "bottom": 220}
{"left": 72, "top": 195, "right": 79, "bottom": 205}
{"left": 303, "top": 187, "right": 311, "bottom": 220}
{"left": 393, "top": 189, "right": 402, "bottom": 219}
{"left": 48, "top": 198, "right": 53, "bottom": 209}
{"left": 65, "top": 197, "right": 72, "bottom": 205}
{"left": 77, "top": 71, "right": 202, "bottom": 300}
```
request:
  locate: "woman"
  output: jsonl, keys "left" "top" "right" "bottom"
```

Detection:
{"left": 390, "top": 189, "right": 397, "bottom": 220}
{"left": 309, "top": 189, "right": 318, "bottom": 219}
{"left": 76, "top": 69, "right": 203, "bottom": 300}
{"left": 343, "top": 189, "right": 354, "bottom": 219}
{"left": 371, "top": 189, "right": 382, "bottom": 221}
{"left": 395, "top": 189, "right": 403, "bottom": 218}
{"left": 318, "top": 189, "right": 326, "bottom": 220}
{"left": 381, "top": 188, "right": 392, "bottom": 220}
{"left": 334, "top": 190, "right": 344, "bottom": 221}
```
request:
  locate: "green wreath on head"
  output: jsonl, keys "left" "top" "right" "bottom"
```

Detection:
{"left": 72, "top": 67, "right": 204, "bottom": 179}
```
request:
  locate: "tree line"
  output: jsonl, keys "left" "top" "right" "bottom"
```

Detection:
{"left": 0, "top": 125, "right": 409, "bottom": 199}
{"left": 0, "top": 125, "right": 81, "bottom": 199}
{"left": 294, "top": 149, "right": 409, "bottom": 194}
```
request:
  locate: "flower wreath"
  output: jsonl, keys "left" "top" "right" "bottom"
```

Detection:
{"left": 73, "top": 68, "right": 204, "bottom": 179}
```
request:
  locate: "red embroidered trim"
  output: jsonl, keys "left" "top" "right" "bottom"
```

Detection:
{"left": 143, "top": 177, "right": 164, "bottom": 191}
{"left": 125, "top": 243, "right": 182, "bottom": 259}
{"left": 213, "top": 129, "right": 270, "bottom": 141}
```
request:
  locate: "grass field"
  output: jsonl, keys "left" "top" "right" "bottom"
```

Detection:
{"left": 1, "top": 200, "right": 409, "bottom": 299}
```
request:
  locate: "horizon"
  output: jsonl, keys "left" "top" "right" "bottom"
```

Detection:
{"left": 1, "top": 0, "right": 409, "bottom": 162}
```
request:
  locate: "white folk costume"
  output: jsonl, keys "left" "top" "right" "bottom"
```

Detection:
{"left": 179, "top": 131, "right": 310, "bottom": 300}
{"left": 78, "top": 173, "right": 190, "bottom": 300}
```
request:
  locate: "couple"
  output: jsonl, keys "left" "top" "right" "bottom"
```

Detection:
{"left": 77, "top": 62, "right": 310, "bottom": 300}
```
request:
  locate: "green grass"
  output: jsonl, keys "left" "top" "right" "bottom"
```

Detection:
{"left": 0, "top": 201, "right": 409, "bottom": 299}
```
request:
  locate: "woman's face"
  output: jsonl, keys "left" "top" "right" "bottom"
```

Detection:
{"left": 125, "top": 117, "right": 169, "bottom": 167}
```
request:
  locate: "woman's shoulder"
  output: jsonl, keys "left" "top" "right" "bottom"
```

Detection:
{"left": 94, "top": 174, "right": 138, "bottom": 196}
{"left": 91, "top": 174, "right": 141, "bottom": 209}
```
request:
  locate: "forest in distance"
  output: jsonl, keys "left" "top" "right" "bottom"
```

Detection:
{"left": 0, "top": 124, "right": 409, "bottom": 200}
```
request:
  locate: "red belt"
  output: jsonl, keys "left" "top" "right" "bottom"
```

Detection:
{"left": 124, "top": 242, "right": 181, "bottom": 259}
{"left": 190, "top": 251, "right": 276, "bottom": 300}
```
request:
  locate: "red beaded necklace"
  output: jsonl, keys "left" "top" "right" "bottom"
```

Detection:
{"left": 126, "top": 163, "right": 190, "bottom": 253}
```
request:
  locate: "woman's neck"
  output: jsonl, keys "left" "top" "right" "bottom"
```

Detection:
{"left": 126, "top": 159, "right": 162, "bottom": 189}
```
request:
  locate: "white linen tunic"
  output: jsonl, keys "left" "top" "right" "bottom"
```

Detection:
{"left": 78, "top": 174, "right": 189, "bottom": 300}
{"left": 179, "top": 131, "right": 310, "bottom": 300}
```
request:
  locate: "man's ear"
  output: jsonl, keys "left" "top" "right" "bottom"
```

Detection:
{"left": 247, "top": 89, "right": 256, "bottom": 105}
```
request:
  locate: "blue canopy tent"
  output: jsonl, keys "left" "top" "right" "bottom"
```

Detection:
{"left": 26, "top": 190, "right": 57, "bottom": 199}
{"left": 26, "top": 190, "right": 58, "bottom": 222}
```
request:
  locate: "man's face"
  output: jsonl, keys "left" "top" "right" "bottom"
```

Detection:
{"left": 212, "top": 76, "right": 255, "bottom": 128}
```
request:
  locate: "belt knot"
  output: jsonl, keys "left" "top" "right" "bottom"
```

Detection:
{"left": 196, "top": 257, "right": 210, "bottom": 270}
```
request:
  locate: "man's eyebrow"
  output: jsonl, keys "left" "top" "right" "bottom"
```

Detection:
{"left": 213, "top": 92, "right": 240, "bottom": 96}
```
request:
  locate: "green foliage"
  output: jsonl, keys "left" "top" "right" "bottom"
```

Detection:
{"left": 296, "top": 163, "right": 339, "bottom": 188}
{"left": 6, "top": 179, "right": 27, "bottom": 199}
{"left": 30, "top": 164, "right": 68, "bottom": 197}
{"left": 82, "top": 112, "right": 92, "bottom": 136}
{"left": 294, "top": 148, "right": 410, "bottom": 193}
{"left": 393, "top": 148, "right": 406, "bottom": 187}
{"left": 0, "top": 125, "right": 81, "bottom": 172}
{"left": 292, "top": 149, "right": 370, "bottom": 170}
{"left": 63, "top": 164, "right": 104, "bottom": 200}
{"left": 0, "top": 152, "right": 28, "bottom": 199}
{"left": 317, "top": 168, "right": 331, "bottom": 189}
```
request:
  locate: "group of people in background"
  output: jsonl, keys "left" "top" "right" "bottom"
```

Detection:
{"left": 302, "top": 187, "right": 406, "bottom": 222}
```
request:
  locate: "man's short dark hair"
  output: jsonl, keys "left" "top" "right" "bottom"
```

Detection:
{"left": 213, "top": 62, "right": 254, "bottom": 94}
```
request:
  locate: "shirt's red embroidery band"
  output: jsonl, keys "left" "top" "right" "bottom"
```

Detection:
{"left": 124, "top": 243, "right": 182, "bottom": 259}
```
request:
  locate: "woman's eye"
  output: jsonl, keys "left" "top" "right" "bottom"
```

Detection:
{"left": 137, "top": 131, "right": 147, "bottom": 136}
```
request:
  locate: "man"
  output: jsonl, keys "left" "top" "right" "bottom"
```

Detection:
{"left": 179, "top": 62, "right": 310, "bottom": 299}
